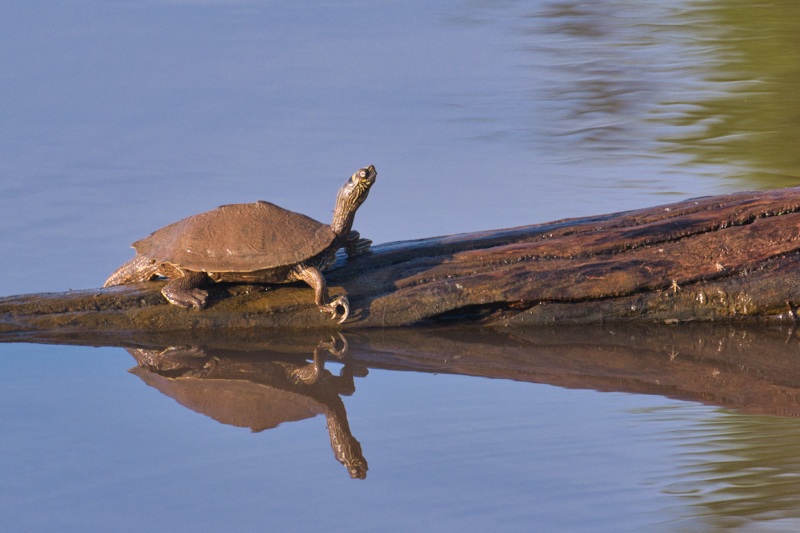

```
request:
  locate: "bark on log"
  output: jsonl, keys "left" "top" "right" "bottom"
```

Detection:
{"left": 3, "top": 187, "right": 800, "bottom": 332}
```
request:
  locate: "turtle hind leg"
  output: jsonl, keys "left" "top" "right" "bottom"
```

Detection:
{"left": 289, "top": 264, "right": 349, "bottom": 324}
{"left": 161, "top": 270, "right": 209, "bottom": 310}
{"left": 104, "top": 255, "right": 160, "bottom": 287}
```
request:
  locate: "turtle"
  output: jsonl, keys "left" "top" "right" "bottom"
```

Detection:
{"left": 104, "top": 165, "right": 377, "bottom": 323}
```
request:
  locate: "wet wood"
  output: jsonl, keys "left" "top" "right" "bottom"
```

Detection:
{"left": 4, "top": 187, "right": 800, "bottom": 332}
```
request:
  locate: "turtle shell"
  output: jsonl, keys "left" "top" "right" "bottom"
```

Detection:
{"left": 132, "top": 201, "right": 336, "bottom": 272}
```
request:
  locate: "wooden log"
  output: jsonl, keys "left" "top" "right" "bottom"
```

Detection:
{"left": 3, "top": 187, "right": 800, "bottom": 332}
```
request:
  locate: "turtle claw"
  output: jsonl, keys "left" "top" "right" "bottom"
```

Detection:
{"left": 346, "top": 238, "right": 373, "bottom": 257}
{"left": 325, "top": 333, "right": 349, "bottom": 358}
{"left": 321, "top": 294, "right": 350, "bottom": 324}
{"left": 162, "top": 287, "right": 208, "bottom": 309}
{"left": 189, "top": 289, "right": 209, "bottom": 309}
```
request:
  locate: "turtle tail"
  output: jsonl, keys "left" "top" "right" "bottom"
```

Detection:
{"left": 104, "top": 255, "right": 160, "bottom": 287}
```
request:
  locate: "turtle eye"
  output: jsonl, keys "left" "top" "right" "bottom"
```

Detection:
{"left": 359, "top": 170, "right": 367, "bottom": 178}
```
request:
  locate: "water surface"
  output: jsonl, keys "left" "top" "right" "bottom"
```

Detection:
{"left": 3, "top": 0, "right": 800, "bottom": 531}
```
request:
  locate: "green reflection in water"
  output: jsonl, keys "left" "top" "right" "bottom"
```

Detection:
{"left": 639, "top": 405, "right": 800, "bottom": 531}
{"left": 659, "top": 1, "right": 800, "bottom": 189}
{"left": 450, "top": 0, "right": 800, "bottom": 190}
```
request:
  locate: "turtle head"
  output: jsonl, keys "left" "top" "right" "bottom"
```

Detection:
{"left": 332, "top": 165, "right": 377, "bottom": 237}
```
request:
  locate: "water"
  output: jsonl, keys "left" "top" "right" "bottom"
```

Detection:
{"left": 0, "top": 342, "right": 685, "bottom": 533}
{"left": 3, "top": 0, "right": 800, "bottom": 531}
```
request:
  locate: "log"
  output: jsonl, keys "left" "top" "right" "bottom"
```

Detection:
{"left": 3, "top": 187, "right": 800, "bottom": 332}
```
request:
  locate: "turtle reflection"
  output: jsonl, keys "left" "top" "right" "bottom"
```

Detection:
{"left": 126, "top": 335, "right": 368, "bottom": 479}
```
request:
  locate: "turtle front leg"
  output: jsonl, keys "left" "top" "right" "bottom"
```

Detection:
{"left": 161, "top": 270, "right": 209, "bottom": 309}
{"left": 289, "top": 335, "right": 346, "bottom": 385}
{"left": 289, "top": 264, "right": 349, "bottom": 324}
{"left": 345, "top": 230, "right": 372, "bottom": 257}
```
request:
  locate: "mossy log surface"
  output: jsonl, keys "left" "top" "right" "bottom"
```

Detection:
{"left": 4, "top": 187, "right": 800, "bottom": 332}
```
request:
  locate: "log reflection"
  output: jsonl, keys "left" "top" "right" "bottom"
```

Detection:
{"left": 11, "top": 322, "right": 800, "bottom": 417}
{"left": 126, "top": 335, "right": 369, "bottom": 479}
{"left": 8, "top": 323, "right": 800, "bottom": 467}
{"left": 8, "top": 324, "right": 800, "bottom": 524}
{"left": 351, "top": 324, "right": 800, "bottom": 417}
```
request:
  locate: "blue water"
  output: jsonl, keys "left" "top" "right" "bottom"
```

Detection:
{"left": 0, "top": 343, "right": 704, "bottom": 532}
{"left": 3, "top": 0, "right": 800, "bottom": 531}
{"left": 0, "top": 0, "right": 740, "bottom": 297}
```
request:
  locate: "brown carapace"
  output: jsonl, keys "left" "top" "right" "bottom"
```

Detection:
{"left": 104, "top": 165, "right": 377, "bottom": 323}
